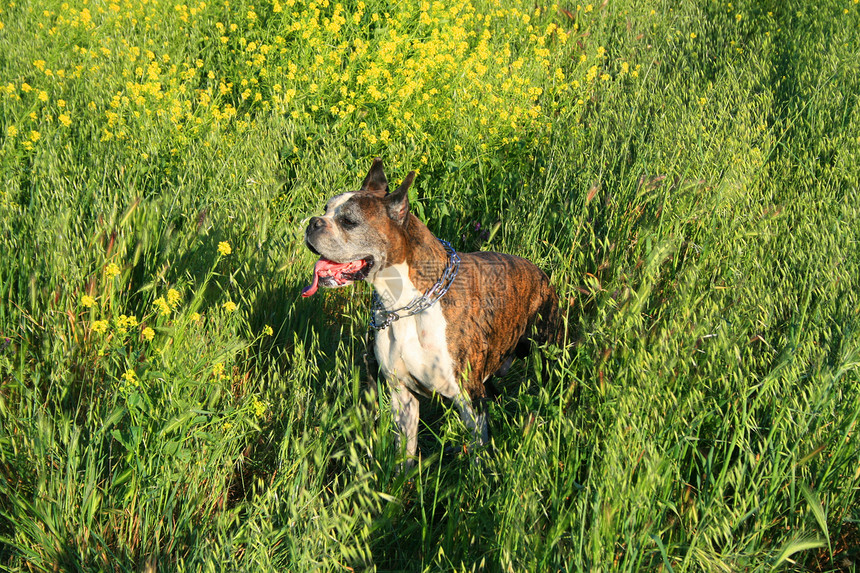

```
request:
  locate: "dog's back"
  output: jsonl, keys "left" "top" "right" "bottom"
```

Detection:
{"left": 438, "top": 250, "right": 559, "bottom": 401}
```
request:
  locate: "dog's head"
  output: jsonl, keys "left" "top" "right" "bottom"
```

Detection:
{"left": 302, "top": 158, "right": 415, "bottom": 297}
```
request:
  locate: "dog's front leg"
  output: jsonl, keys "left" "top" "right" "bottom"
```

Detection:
{"left": 451, "top": 393, "right": 488, "bottom": 454}
{"left": 389, "top": 381, "right": 419, "bottom": 468}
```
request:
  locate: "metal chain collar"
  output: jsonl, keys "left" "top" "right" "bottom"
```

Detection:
{"left": 369, "top": 239, "right": 460, "bottom": 331}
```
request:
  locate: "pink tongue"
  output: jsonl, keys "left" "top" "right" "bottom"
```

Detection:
{"left": 301, "top": 258, "right": 365, "bottom": 297}
{"left": 301, "top": 266, "right": 321, "bottom": 297}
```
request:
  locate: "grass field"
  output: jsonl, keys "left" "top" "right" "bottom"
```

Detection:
{"left": 1, "top": 0, "right": 859, "bottom": 570}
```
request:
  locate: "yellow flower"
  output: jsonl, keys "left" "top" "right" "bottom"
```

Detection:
{"left": 105, "top": 262, "right": 121, "bottom": 279}
{"left": 116, "top": 314, "right": 138, "bottom": 329}
{"left": 690, "top": 32, "right": 697, "bottom": 39}
{"left": 38, "top": 90, "right": 48, "bottom": 102}
{"left": 190, "top": 312, "right": 201, "bottom": 322}
{"left": 142, "top": 327, "right": 155, "bottom": 341}
{"left": 59, "top": 113, "right": 72, "bottom": 127}
{"left": 223, "top": 300, "right": 238, "bottom": 313}
{"left": 6, "top": 125, "right": 17, "bottom": 138}
{"left": 213, "top": 362, "right": 226, "bottom": 379}
{"left": 81, "top": 295, "right": 97, "bottom": 308}
{"left": 154, "top": 296, "right": 171, "bottom": 316}
{"left": 263, "top": 324, "right": 273, "bottom": 336}
{"left": 91, "top": 320, "right": 109, "bottom": 333}
{"left": 253, "top": 397, "right": 267, "bottom": 418}
{"left": 29, "top": 130, "right": 41, "bottom": 142}
{"left": 217, "top": 241, "right": 232, "bottom": 256}
{"left": 167, "top": 288, "right": 181, "bottom": 309}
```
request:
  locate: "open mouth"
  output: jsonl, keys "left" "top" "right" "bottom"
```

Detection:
{"left": 301, "top": 257, "right": 374, "bottom": 297}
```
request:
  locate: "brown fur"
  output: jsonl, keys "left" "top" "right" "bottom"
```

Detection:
{"left": 395, "top": 215, "right": 560, "bottom": 400}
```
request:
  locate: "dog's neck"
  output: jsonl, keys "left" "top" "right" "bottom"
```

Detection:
{"left": 369, "top": 216, "right": 450, "bottom": 310}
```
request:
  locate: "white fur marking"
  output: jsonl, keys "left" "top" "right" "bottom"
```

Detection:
{"left": 372, "top": 263, "right": 457, "bottom": 396}
{"left": 324, "top": 192, "right": 355, "bottom": 215}
{"left": 319, "top": 192, "right": 356, "bottom": 244}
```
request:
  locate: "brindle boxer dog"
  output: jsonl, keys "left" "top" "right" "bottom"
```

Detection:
{"left": 302, "top": 158, "right": 559, "bottom": 466}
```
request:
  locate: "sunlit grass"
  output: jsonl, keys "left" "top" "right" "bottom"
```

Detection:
{"left": 1, "top": 0, "right": 859, "bottom": 570}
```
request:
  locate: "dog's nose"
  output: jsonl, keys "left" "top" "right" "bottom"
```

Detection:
{"left": 308, "top": 216, "right": 325, "bottom": 232}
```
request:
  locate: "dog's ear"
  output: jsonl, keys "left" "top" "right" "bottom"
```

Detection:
{"left": 385, "top": 171, "right": 415, "bottom": 225}
{"left": 360, "top": 157, "right": 388, "bottom": 194}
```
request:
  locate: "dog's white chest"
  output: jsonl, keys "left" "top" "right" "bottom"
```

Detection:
{"left": 373, "top": 264, "right": 460, "bottom": 398}
{"left": 371, "top": 263, "right": 458, "bottom": 396}
{"left": 374, "top": 304, "right": 457, "bottom": 396}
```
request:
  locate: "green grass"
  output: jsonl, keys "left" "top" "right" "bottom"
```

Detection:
{"left": 1, "top": 0, "right": 859, "bottom": 570}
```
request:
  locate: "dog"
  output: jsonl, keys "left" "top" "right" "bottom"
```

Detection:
{"left": 302, "top": 158, "right": 560, "bottom": 465}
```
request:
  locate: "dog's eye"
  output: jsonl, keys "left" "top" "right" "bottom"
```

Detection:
{"left": 338, "top": 215, "right": 358, "bottom": 229}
